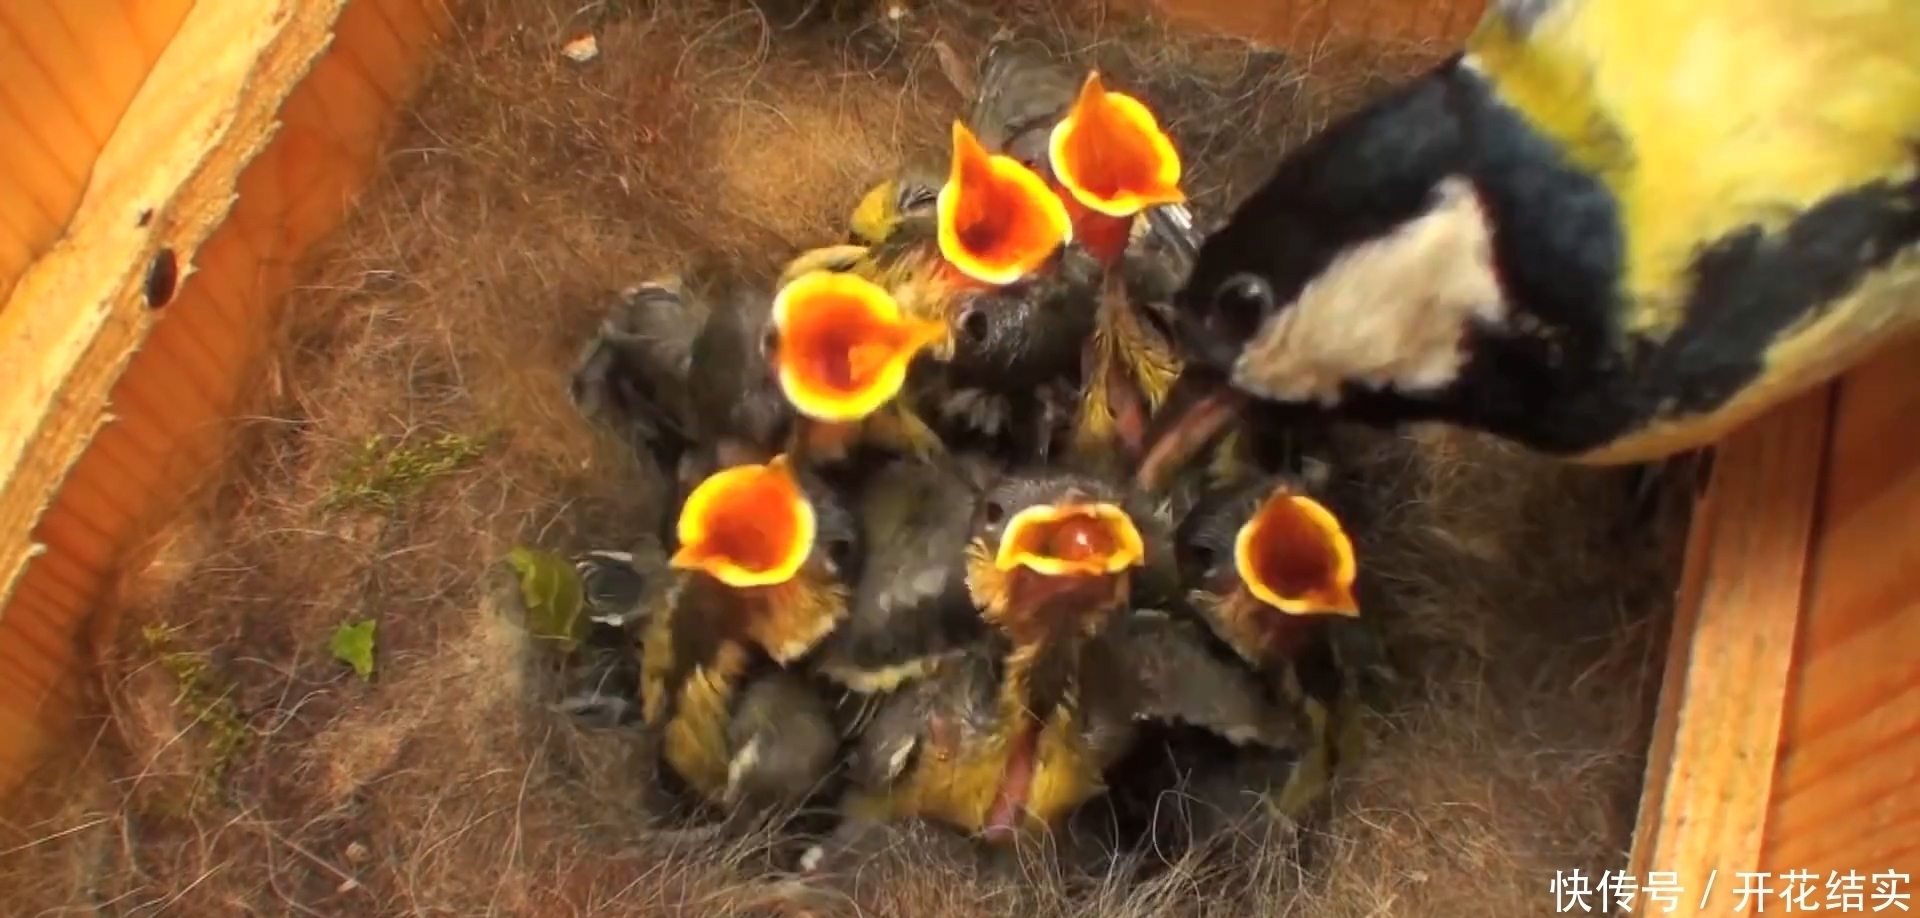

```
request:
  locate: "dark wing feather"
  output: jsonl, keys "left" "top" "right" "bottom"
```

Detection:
{"left": 966, "top": 38, "right": 1080, "bottom": 166}
{"left": 567, "top": 282, "right": 707, "bottom": 472}
{"left": 815, "top": 460, "right": 985, "bottom": 688}
{"left": 1114, "top": 609, "right": 1305, "bottom": 750}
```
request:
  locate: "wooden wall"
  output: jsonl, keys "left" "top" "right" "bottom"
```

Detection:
{"left": 1630, "top": 335, "right": 1920, "bottom": 906}
{"left": 1765, "top": 342, "right": 1920, "bottom": 877}
{"left": 0, "top": 0, "right": 453, "bottom": 794}
{"left": 0, "top": 1, "right": 196, "bottom": 305}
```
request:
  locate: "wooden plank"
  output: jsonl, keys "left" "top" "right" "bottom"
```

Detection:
{"left": 0, "top": 1, "right": 355, "bottom": 792}
{"left": 1764, "top": 337, "right": 1920, "bottom": 877}
{"left": 0, "top": 0, "right": 454, "bottom": 795}
{"left": 1627, "top": 384, "right": 1832, "bottom": 916}
{"left": 0, "top": 0, "right": 351, "bottom": 620}
{"left": 0, "top": 0, "right": 196, "bottom": 304}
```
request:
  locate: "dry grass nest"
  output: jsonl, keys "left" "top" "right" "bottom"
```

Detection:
{"left": 1, "top": 1, "right": 1691, "bottom": 915}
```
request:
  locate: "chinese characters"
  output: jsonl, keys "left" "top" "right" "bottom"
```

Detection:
{"left": 1552, "top": 869, "right": 1911, "bottom": 913}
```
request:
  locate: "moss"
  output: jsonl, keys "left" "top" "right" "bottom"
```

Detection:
{"left": 325, "top": 431, "right": 490, "bottom": 511}
{"left": 139, "top": 624, "right": 250, "bottom": 801}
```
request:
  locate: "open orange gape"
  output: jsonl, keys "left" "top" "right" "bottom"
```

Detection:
{"left": 769, "top": 270, "right": 947, "bottom": 424}
{"left": 1233, "top": 490, "right": 1360, "bottom": 616}
{"left": 994, "top": 501, "right": 1147, "bottom": 577}
{"left": 1047, "top": 72, "right": 1187, "bottom": 264}
{"left": 669, "top": 455, "right": 818, "bottom": 589}
{"left": 936, "top": 121, "right": 1074, "bottom": 286}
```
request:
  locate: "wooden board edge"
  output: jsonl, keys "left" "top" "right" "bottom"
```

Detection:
{"left": 1627, "top": 383, "right": 1834, "bottom": 916}
{"left": 0, "top": 0, "right": 351, "bottom": 617}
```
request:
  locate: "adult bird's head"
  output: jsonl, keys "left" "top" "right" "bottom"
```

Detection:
{"left": 1138, "top": 66, "right": 1521, "bottom": 490}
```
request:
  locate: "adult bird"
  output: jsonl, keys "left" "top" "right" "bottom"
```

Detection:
{"left": 1140, "top": 0, "right": 1920, "bottom": 488}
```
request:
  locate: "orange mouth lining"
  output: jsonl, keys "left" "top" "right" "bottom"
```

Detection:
{"left": 937, "top": 120, "right": 1073, "bottom": 287}
{"left": 771, "top": 271, "right": 945, "bottom": 423}
{"left": 993, "top": 501, "right": 1146, "bottom": 576}
{"left": 1047, "top": 71, "right": 1186, "bottom": 218}
{"left": 1232, "top": 491, "right": 1358, "bottom": 615}
{"left": 670, "top": 455, "right": 818, "bottom": 588}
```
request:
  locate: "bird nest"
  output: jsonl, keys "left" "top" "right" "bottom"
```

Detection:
{"left": 1, "top": 1, "right": 1687, "bottom": 916}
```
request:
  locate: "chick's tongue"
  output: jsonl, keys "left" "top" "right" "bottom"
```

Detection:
{"left": 984, "top": 720, "right": 1042, "bottom": 839}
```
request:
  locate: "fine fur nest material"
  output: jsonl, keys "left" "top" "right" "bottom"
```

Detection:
{"left": 0, "top": 1, "right": 1686, "bottom": 915}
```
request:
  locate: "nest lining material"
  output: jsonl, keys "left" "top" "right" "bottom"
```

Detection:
{"left": 0, "top": 2, "right": 1685, "bottom": 916}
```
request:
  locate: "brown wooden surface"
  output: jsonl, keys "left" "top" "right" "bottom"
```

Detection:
{"left": 0, "top": 0, "right": 196, "bottom": 306}
{"left": 0, "top": 0, "right": 451, "bottom": 793}
{"left": 1627, "top": 386, "right": 1832, "bottom": 916}
{"left": 1765, "top": 337, "right": 1920, "bottom": 878}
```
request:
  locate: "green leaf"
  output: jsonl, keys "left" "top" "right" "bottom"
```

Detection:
{"left": 505, "top": 546, "right": 586, "bottom": 645}
{"left": 330, "top": 619, "right": 378, "bottom": 681}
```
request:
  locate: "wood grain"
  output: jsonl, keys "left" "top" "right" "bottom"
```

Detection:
{"left": 1764, "top": 336, "right": 1920, "bottom": 878}
{"left": 0, "top": 0, "right": 451, "bottom": 794}
{"left": 1627, "top": 384, "right": 1832, "bottom": 916}
{"left": 0, "top": 0, "right": 195, "bottom": 306}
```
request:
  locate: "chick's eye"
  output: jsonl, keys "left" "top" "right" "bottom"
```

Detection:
{"left": 825, "top": 537, "right": 858, "bottom": 573}
{"left": 980, "top": 500, "right": 1005, "bottom": 526}
{"left": 957, "top": 307, "right": 989, "bottom": 344}
{"left": 760, "top": 327, "right": 780, "bottom": 359}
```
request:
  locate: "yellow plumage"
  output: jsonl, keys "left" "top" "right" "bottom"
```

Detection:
{"left": 1466, "top": 0, "right": 1920, "bottom": 462}
{"left": 840, "top": 654, "right": 1105, "bottom": 836}
{"left": 639, "top": 575, "right": 850, "bottom": 802}
{"left": 1073, "top": 274, "right": 1183, "bottom": 465}
{"left": 657, "top": 644, "right": 752, "bottom": 800}
{"left": 1471, "top": 0, "right": 1920, "bottom": 314}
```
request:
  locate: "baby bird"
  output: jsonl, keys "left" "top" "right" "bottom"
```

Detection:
{"left": 962, "top": 39, "right": 1195, "bottom": 468}
{"left": 766, "top": 268, "right": 949, "bottom": 464}
{"left": 554, "top": 547, "right": 666, "bottom": 729}
{"left": 807, "top": 642, "right": 1137, "bottom": 872}
{"left": 640, "top": 455, "right": 862, "bottom": 820}
{"left": 1065, "top": 607, "right": 1315, "bottom": 867}
{"left": 810, "top": 454, "right": 995, "bottom": 694}
{"left": 814, "top": 469, "right": 1154, "bottom": 858}
{"left": 845, "top": 163, "right": 940, "bottom": 247}
{"left": 1174, "top": 472, "right": 1374, "bottom": 822}
{"left": 783, "top": 119, "right": 1083, "bottom": 461}
{"left": 1048, "top": 72, "right": 1194, "bottom": 469}
{"left": 566, "top": 265, "right": 794, "bottom": 535}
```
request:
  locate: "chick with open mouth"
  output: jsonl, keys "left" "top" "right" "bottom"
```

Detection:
{"left": 767, "top": 268, "right": 948, "bottom": 464}
{"left": 1044, "top": 72, "right": 1193, "bottom": 470}
{"left": 1175, "top": 472, "right": 1381, "bottom": 824}
{"left": 639, "top": 455, "right": 860, "bottom": 825}
{"left": 808, "top": 472, "right": 1152, "bottom": 863}
{"left": 780, "top": 120, "right": 1080, "bottom": 462}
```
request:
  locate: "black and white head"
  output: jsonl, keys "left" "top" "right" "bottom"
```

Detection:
{"left": 1179, "top": 172, "right": 1507, "bottom": 408}
{"left": 1136, "top": 72, "right": 1519, "bottom": 489}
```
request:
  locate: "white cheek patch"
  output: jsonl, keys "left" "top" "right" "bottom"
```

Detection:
{"left": 1230, "top": 176, "right": 1509, "bottom": 405}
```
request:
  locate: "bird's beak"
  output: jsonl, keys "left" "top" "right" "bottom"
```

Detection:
{"left": 938, "top": 120, "right": 1074, "bottom": 286}
{"left": 1134, "top": 365, "right": 1246, "bottom": 493}
{"left": 770, "top": 270, "right": 947, "bottom": 424}
{"left": 670, "top": 454, "right": 818, "bottom": 589}
{"left": 1048, "top": 71, "right": 1186, "bottom": 219}
{"left": 1232, "top": 489, "right": 1359, "bottom": 617}
{"left": 994, "top": 500, "right": 1146, "bottom": 577}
